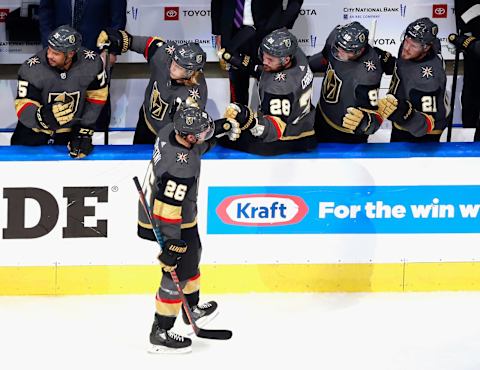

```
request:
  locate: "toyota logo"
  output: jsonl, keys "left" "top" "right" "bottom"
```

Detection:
{"left": 166, "top": 9, "right": 177, "bottom": 17}
{"left": 434, "top": 8, "right": 445, "bottom": 15}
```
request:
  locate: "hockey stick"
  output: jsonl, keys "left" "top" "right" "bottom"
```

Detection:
{"left": 446, "top": 28, "right": 462, "bottom": 142}
{"left": 133, "top": 176, "right": 233, "bottom": 340}
{"left": 368, "top": 19, "right": 377, "bottom": 47}
{"left": 103, "top": 48, "right": 110, "bottom": 145}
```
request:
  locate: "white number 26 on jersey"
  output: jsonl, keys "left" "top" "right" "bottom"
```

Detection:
{"left": 164, "top": 180, "right": 187, "bottom": 201}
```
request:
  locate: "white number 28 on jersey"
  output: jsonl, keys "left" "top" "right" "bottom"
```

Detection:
{"left": 270, "top": 99, "right": 291, "bottom": 116}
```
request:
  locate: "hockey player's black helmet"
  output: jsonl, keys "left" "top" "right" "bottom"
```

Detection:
{"left": 173, "top": 106, "right": 214, "bottom": 141}
{"left": 334, "top": 22, "right": 369, "bottom": 53}
{"left": 259, "top": 28, "right": 298, "bottom": 60}
{"left": 404, "top": 17, "right": 438, "bottom": 45}
{"left": 47, "top": 25, "right": 82, "bottom": 53}
{"left": 172, "top": 42, "right": 206, "bottom": 72}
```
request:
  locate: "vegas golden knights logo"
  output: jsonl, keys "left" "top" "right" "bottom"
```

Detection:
{"left": 388, "top": 65, "right": 401, "bottom": 95}
{"left": 48, "top": 91, "right": 80, "bottom": 115}
{"left": 322, "top": 66, "right": 342, "bottom": 104}
{"left": 149, "top": 81, "right": 169, "bottom": 121}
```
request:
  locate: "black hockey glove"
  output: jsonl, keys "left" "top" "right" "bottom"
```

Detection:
{"left": 158, "top": 239, "right": 188, "bottom": 272}
{"left": 97, "top": 28, "right": 132, "bottom": 54}
{"left": 68, "top": 127, "right": 94, "bottom": 159}
{"left": 342, "top": 107, "right": 383, "bottom": 135}
{"left": 378, "top": 94, "right": 414, "bottom": 124}
{"left": 448, "top": 33, "right": 477, "bottom": 52}
{"left": 213, "top": 118, "right": 241, "bottom": 141}
{"left": 218, "top": 48, "right": 258, "bottom": 74}
{"left": 224, "top": 103, "right": 258, "bottom": 131}
{"left": 36, "top": 100, "right": 75, "bottom": 131}
{"left": 36, "top": 103, "right": 60, "bottom": 131}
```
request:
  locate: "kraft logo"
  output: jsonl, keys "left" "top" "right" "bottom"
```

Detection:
{"left": 216, "top": 194, "right": 308, "bottom": 226}
{"left": 432, "top": 4, "right": 447, "bottom": 18}
{"left": 165, "top": 6, "right": 179, "bottom": 21}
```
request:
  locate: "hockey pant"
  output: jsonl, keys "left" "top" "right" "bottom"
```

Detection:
{"left": 154, "top": 225, "right": 202, "bottom": 330}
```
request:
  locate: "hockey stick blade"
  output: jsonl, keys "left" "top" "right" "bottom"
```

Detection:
{"left": 197, "top": 328, "right": 233, "bottom": 340}
{"left": 133, "top": 176, "right": 233, "bottom": 341}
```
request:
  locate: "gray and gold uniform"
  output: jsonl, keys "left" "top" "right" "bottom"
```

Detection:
{"left": 138, "top": 125, "right": 214, "bottom": 330}
{"left": 258, "top": 48, "right": 315, "bottom": 141}
{"left": 388, "top": 49, "right": 447, "bottom": 141}
{"left": 129, "top": 36, "right": 208, "bottom": 142}
{"left": 309, "top": 26, "right": 395, "bottom": 143}
{"left": 14, "top": 47, "right": 107, "bottom": 139}
{"left": 138, "top": 127, "right": 213, "bottom": 281}
{"left": 219, "top": 46, "right": 317, "bottom": 155}
{"left": 383, "top": 18, "right": 448, "bottom": 142}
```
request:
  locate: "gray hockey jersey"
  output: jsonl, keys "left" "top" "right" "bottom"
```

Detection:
{"left": 15, "top": 47, "right": 107, "bottom": 133}
{"left": 388, "top": 49, "right": 447, "bottom": 136}
{"left": 138, "top": 127, "right": 213, "bottom": 242}
{"left": 258, "top": 48, "right": 315, "bottom": 140}
{"left": 316, "top": 29, "right": 387, "bottom": 135}
{"left": 130, "top": 36, "right": 208, "bottom": 137}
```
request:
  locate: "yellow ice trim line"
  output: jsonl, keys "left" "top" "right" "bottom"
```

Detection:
{"left": 1, "top": 262, "right": 480, "bottom": 295}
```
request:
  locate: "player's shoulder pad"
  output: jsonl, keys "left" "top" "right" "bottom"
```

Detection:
{"left": 21, "top": 50, "right": 45, "bottom": 70}
{"left": 373, "top": 46, "right": 393, "bottom": 62}
{"left": 19, "top": 51, "right": 48, "bottom": 81}
{"left": 415, "top": 53, "right": 446, "bottom": 88}
{"left": 157, "top": 132, "right": 199, "bottom": 176}
{"left": 358, "top": 46, "right": 384, "bottom": 70}
{"left": 78, "top": 47, "right": 102, "bottom": 63}
{"left": 185, "top": 84, "right": 207, "bottom": 107}
{"left": 163, "top": 41, "right": 176, "bottom": 57}
{"left": 269, "top": 49, "right": 313, "bottom": 93}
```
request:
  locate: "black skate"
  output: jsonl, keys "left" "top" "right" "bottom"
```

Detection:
{"left": 182, "top": 301, "right": 219, "bottom": 330}
{"left": 148, "top": 324, "right": 192, "bottom": 354}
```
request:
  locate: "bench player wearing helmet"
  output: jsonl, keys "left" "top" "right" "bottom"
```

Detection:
{"left": 12, "top": 25, "right": 108, "bottom": 158}
{"left": 97, "top": 29, "right": 208, "bottom": 143}
{"left": 138, "top": 105, "right": 239, "bottom": 354}
{"left": 378, "top": 17, "right": 448, "bottom": 142}
{"left": 308, "top": 21, "right": 395, "bottom": 143}
{"left": 218, "top": 28, "right": 317, "bottom": 155}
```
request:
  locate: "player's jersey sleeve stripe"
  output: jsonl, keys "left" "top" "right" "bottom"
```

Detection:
{"left": 144, "top": 37, "right": 164, "bottom": 60}
{"left": 265, "top": 115, "right": 286, "bottom": 138}
{"left": 374, "top": 112, "right": 383, "bottom": 124}
{"left": 15, "top": 99, "right": 40, "bottom": 118}
{"left": 153, "top": 199, "right": 182, "bottom": 223}
{"left": 144, "top": 37, "right": 155, "bottom": 59}
{"left": 422, "top": 113, "right": 435, "bottom": 133}
{"left": 85, "top": 86, "right": 108, "bottom": 104}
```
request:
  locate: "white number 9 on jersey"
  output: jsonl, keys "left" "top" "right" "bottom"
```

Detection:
{"left": 368, "top": 89, "right": 378, "bottom": 107}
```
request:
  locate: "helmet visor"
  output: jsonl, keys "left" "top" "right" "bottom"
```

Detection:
{"left": 194, "top": 123, "right": 214, "bottom": 142}
{"left": 332, "top": 44, "right": 359, "bottom": 62}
